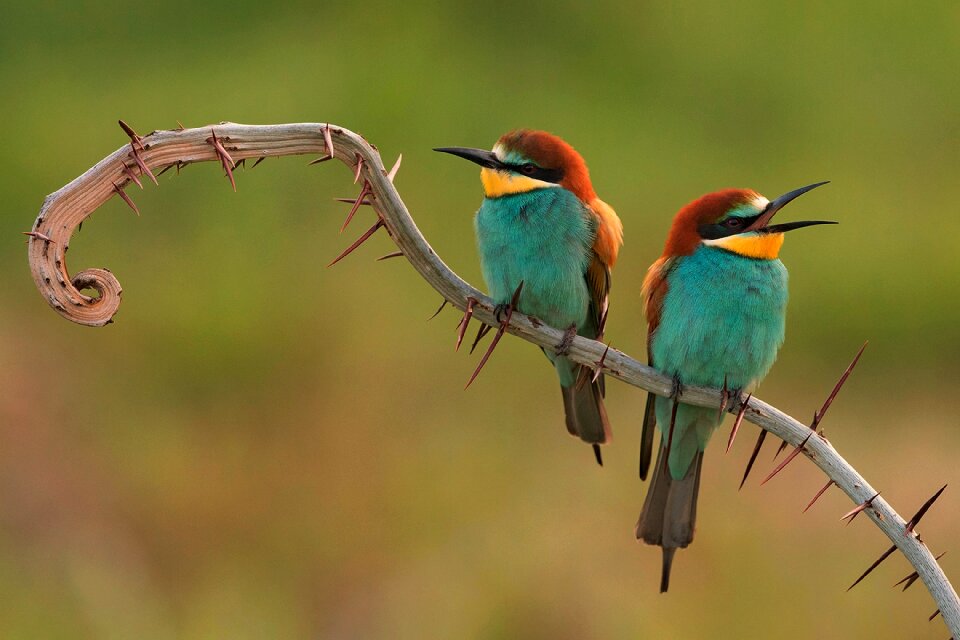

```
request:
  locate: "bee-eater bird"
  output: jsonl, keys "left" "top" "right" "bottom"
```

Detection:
{"left": 636, "top": 182, "right": 834, "bottom": 592}
{"left": 435, "top": 131, "right": 623, "bottom": 464}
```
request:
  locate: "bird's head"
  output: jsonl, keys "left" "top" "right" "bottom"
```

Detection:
{"left": 435, "top": 130, "right": 596, "bottom": 201}
{"left": 662, "top": 182, "right": 835, "bottom": 259}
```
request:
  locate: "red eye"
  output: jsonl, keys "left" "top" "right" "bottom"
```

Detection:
{"left": 724, "top": 218, "right": 744, "bottom": 228}
{"left": 521, "top": 163, "right": 537, "bottom": 175}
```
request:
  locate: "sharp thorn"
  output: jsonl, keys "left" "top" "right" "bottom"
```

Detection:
{"left": 222, "top": 160, "right": 237, "bottom": 191}
{"left": 353, "top": 154, "right": 364, "bottom": 184}
{"left": 812, "top": 341, "right": 868, "bottom": 430}
{"left": 118, "top": 119, "right": 141, "bottom": 146}
{"left": 377, "top": 251, "right": 404, "bottom": 261}
{"left": 207, "top": 130, "right": 236, "bottom": 191}
{"left": 340, "top": 182, "right": 370, "bottom": 233}
{"left": 335, "top": 197, "right": 373, "bottom": 205}
{"left": 251, "top": 156, "right": 267, "bottom": 169}
{"left": 739, "top": 428, "right": 768, "bottom": 490}
{"left": 894, "top": 552, "right": 946, "bottom": 591}
{"left": 129, "top": 144, "right": 158, "bottom": 185}
{"left": 428, "top": 299, "right": 448, "bottom": 321}
{"left": 847, "top": 544, "right": 896, "bottom": 591}
{"left": 22, "top": 231, "right": 54, "bottom": 243}
{"left": 456, "top": 297, "right": 477, "bottom": 352}
{"left": 930, "top": 609, "right": 941, "bottom": 622}
{"left": 112, "top": 182, "right": 140, "bottom": 216}
{"left": 235, "top": 158, "right": 246, "bottom": 170}
{"left": 208, "top": 130, "right": 235, "bottom": 166}
{"left": 905, "top": 484, "right": 948, "bottom": 534}
{"left": 726, "top": 393, "right": 751, "bottom": 453}
{"left": 323, "top": 124, "right": 335, "bottom": 159}
{"left": 760, "top": 433, "right": 812, "bottom": 485}
{"left": 176, "top": 120, "right": 185, "bottom": 130}
{"left": 895, "top": 572, "right": 921, "bottom": 592}
{"left": 464, "top": 325, "right": 504, "bottom": 389}
{"left": 387, "top": 153, "right": 402, "bottom": 182}
{"left": 157, "top": 164, "right": 175, "bottom": 177}
{"left": 327, "top": 219, "right": 384, "bottom": 267}
{"left": 309, "top": 154, "right": 333, "bottom": 165}
{"left": 803, "top": 479, "right": 835, "bottom": 513}
{"left": 773, "top": 438, "right": 790, "bottom": 461}
{"left": 841, "top": 491, "right": 881, "bottom": 524}
{"left": 593, "top": 444, "right": 603, "bottom": 466}
{"left": 121, "top": 164, "right": 143, "bottom": 189}
{"left": 464, "top": 283, "right": 522, "bottom": 389}
{"left": 469, "top": 323, "right": 492, "bottom": 354}
{"left": 591, "top": 343, "right": 611, "bottom": 384}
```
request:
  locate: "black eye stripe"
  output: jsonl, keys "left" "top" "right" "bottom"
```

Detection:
{"left": 698, "top": 213, "right": 762, "bottom": 239}
{"left": 504, "top": 162, "right": 564, "bottom": 184}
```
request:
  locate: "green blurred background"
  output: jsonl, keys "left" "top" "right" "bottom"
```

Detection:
{"left": 1, "top": 2, "right": 958, "bottom": 638}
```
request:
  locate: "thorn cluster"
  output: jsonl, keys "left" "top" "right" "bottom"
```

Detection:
{"left": 464, "top": 281, "right": 523, "bottom": 389}
{"left": 119, "top": 120, "right": 157, "bottom": 186}
{"left": 840, "top": 491, "right": 881, "bottom": 525}
{"left": 456, "top": 297, "right": 478, "bottom": 352}
{"left": 206, "top": 129, "right": 237, "bottom": 191}
{"left": 112, "top": 183, "right": 140, "bottom": 216}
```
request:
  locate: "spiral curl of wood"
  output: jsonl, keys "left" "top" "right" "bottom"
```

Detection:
{"left": 27, "top": 122, "right": 382, "bottom": 325}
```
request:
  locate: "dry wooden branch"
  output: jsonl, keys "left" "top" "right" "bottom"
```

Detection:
{"left": 26, "top": 121, "right": 960, "bottom": 635}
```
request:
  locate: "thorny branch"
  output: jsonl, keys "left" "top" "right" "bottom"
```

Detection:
{"left": 26, "top": 121, "right": 959, "bottom": 636}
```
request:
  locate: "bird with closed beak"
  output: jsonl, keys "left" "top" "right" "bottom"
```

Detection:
{"left": 436, "top": 130, "right": 623, "bottom": 464}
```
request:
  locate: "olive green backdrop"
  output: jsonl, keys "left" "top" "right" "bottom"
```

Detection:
{"left": 1, "top": 2, "right": 958, "bottom": 638}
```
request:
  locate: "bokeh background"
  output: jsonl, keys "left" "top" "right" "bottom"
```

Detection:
{"left": 1, "top": 2, "right": 959, "bottom": 638}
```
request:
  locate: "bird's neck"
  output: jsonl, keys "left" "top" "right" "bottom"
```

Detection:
{"left": 701, "top": 232, "right": 784, "bottom": 260}
{"left": 480, "top": 168, "right": 560, "bottom": 198}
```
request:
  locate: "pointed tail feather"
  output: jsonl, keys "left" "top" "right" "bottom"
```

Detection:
{"left": 660, "top": 548, "right": 676, "bottom": 593}
{"left": 560, "top": 371, "right": 611, "bottom": 447}
{"left": 639, "top": 391, "right": 657, "bottom": 480}
{"left": 636, "top": 445, "right": 703, "bottom": 592}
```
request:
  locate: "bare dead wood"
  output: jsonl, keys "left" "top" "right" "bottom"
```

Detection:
{"left": 25, "top": 121, "right": 960, "bottom": 635}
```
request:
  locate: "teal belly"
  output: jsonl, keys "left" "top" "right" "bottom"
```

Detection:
{"left": 651, "top": 245, "right": 788, "bottom": 477}
{"left": 474, "top": 188, "right": 593, "bottom": 331}
{"left": 474, "top": 188, "right": 595, "bottom": 388}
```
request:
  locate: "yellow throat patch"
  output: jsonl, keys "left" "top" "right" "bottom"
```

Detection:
{"left": 704, "top": 233, "right": 785, "bottom": 259}
{"left": 480, "top": 168, "right": 557, "bottom": 198}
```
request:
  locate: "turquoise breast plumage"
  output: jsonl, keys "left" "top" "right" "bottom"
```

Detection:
{"left": 651, "top": 245, "right": 788, "bottom": 478}
{"left": 475, "top": 188, "right": 595, "bottom": 334}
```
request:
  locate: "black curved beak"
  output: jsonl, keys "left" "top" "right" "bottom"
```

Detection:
{"left": 434, "top": 146, "right": 504, "bottom": 170}
{"left": 748, "top": 181, "right": 837, "bottom": 233}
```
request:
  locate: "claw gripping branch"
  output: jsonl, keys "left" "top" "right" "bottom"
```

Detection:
{"left": 24, "top": 120, "right": 960, "bottom": 637}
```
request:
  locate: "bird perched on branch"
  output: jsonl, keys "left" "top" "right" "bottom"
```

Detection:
{"left": 435, "top": 131, "right": 623, "bottom": 464}
{"left": 637, "top": 182, "right": 834, "bottom": 592}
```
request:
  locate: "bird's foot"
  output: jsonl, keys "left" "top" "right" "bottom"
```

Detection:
{"left": 493, "top": 302, "right": 510, "bottom": 324}
{"left": 670, "top": 374, "right": 684, "bottom": 400}
{"left": 717, "top": 376, "right": 744, "bottom": 419}
{"left": 555, "top": 323, "right": 579, "bottom": 356}
{"left": 727, "top": 387, "right": 746, "bottom": 414}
